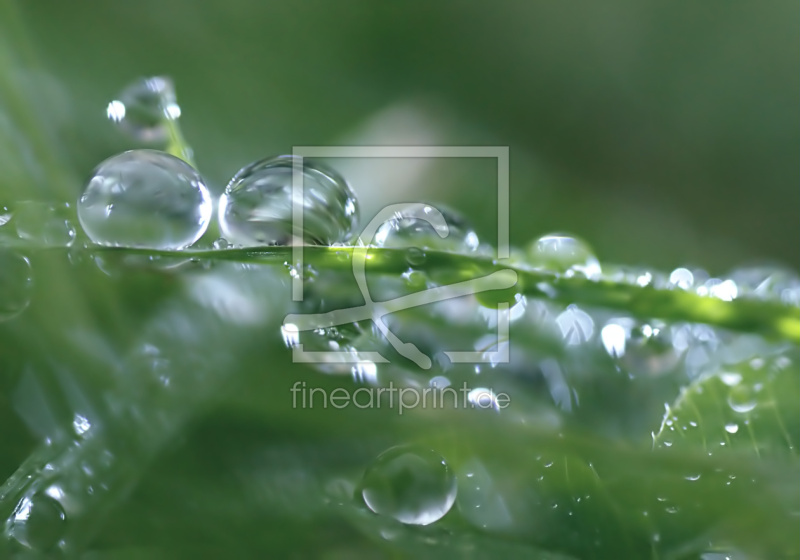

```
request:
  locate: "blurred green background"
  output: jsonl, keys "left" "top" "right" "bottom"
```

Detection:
{"left": 7, "top": 0, "right": 799, "bottom": 272}
{"left": 0, "top": 2, "right": 798, "bottom": 557}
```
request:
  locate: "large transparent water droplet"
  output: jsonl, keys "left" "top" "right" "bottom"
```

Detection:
{"left": 78, "top": 149, "right": 212, "bottom": 249}
{"left": 360, "top": 445, "right": 457, "bottom": 526}
{"left": 13, "top": 201, "right": 76, "bottom": 247}
{"left": 219, "top": 155, "right": 358, "bottom": 246}
{"left": 372, "top": 204, "right": 479, "bottom": 253}
{"left": 107, "top": 76, "right": 181, "bottom": 143}
{"left": 0, "top": 251, "right": 33, "bottom": 321}
{"left": 6, "top": 493, "right": 67, "bottom": 552}
{"left": 527, "top": 233, "right": 601, "bottom": 278}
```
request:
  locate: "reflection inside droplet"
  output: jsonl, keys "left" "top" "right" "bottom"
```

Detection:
{"left": 361, "top": 445, "right": 457, "bottom": 526}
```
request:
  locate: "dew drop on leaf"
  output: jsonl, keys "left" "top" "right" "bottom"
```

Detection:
{"left": 0, "top": 251, "right": 33, "bottom": 322}
{"left": 360, "top": 445, "right": 457, "bottom": 526}
{"left": 727, "top": 384, "right": 757, "bottom": 414}
{"left": 219, "top": 155, "right": 358, "bottom": 246}
{"left": 78, "top": 149, "right": 212, "bottom": 250}
{"left": 6, "top": 492, "right": 67, "bottom": 552}
{"left": 107, "top": 76, "right": 181, "bottom": 143}
{"left": 526, "top": 233, "right": 601, "bottom": 278}
{"left": 13, "top": 201, "right": 76, "bottom": 247}
{"left": 373, "top": 203, "right": 479, "bottom": 253}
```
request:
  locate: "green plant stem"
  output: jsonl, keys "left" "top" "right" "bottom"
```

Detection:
{"left": 95, "top": 245, "right": 800, "bottom": 344}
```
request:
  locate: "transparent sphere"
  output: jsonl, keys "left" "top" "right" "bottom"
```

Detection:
{"left": 0, "top": 251, "right": 33, "bottom": 321}
{"left": 527, "top": 233, "right": 601, "bottom": 277}
{"left": 6, "top": 493, "right": 67, "bottom": 552}
{"left": 373, "top": 204, "right": 479, "bottom": 253}
{"left": 14, "top": 201, "right": 76, "bottom": 248}
{"left": 219, "top": 155, "right": 358, "bottom": 246}
{"left": 106, "top": 76, "right": 180, "bottom": 143}
{"left": 77, "top": 150, "right": 212, "bottom": 250}
{"left": 361, "top": 445, "right": 457, "bottom": 526}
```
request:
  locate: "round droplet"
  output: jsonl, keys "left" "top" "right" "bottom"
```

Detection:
{"left": 212, "top": 238, "right": 230, "bottom": 250}
{"left": 219, "top": 155, "right": 358, "bottom": 246}
{"left": 668, "top": 267, "right": 694, "bottom": 290}
{"left": 555, "top": 305, "right": 595, "bottom": 345}
{"left": 724, "top": 423, "right": 739, "bottom": 434}
{"left": 0, "top": 251, "right": 33, "bottom": 321}
{"left": 405, "top": 247, "right": 427, "bottom": 266}
{"left": 527, "top": 233, "right": 601, "bottom": 278}
{"left": 361, "top": 445, "right": 457, "bottom": 526}
{"left": 373, "top": 204, "right": 479, "bottom": 253}
{"left": 6, "top": 493, "right": 66, "bottom": 551}
{"left": 0, "top": 206, "right": 12, "bottom": 228}
{"left": 13, "top": 202, "right": 76, "bottom": 247}
{"left": 78, "top": 150, "right": 212, "bottom": 249}
{"left": 727, "top": 384, "right": 756, "bottom": 413}
{"left": 107, "top": 76, "right": 180, "bottom": 143}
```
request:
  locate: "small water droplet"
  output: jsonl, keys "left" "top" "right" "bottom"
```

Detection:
{"left": 107, "top": 76, "right": 181, "bottom": 143}
{"left": 0, "top": 251, "right": 33, "bottom": 321}
{"left": 527, "top": 233, "right": 601, "bottom": 278}
{"left": 405, "top": 247, "right": 426, "bottom": 266}
{"left": 373, "top": 204, "right": 479, "bottom": 253}
{"left": 219, "top": 155, "right": 358, "bottom": 246}
{"left": 429, "top": 376, "right": 451, "bottom": 389}
{"left": 0, "top": 206, "right": 12, "bottom": 228}
{"left": 724, "top": 423, "right": 739, "bottom": 434}
{"left": 685, "top": 474, "right": 701, "bottom": 481}
{"left": 601, "top": 323, "right": 627, "bottom": 358}
{"left": 401, "top": 269, "right": 428, "bottom": 291}
{"left": 6, "top": 493, "right": 66, "bottom": 551}
{"left": 668, "top": 267, "right": 694, "bottom": 290}
{"left": 78, "top": 150, "right": 212, "bottom": 249}
{"left": 13, "top": 202, "right": 76, "bottom": 247}
{"left": 719, "top": 372, "right": 742, "bottom": 387}
{"left": 212, "top": 238, "right": 231, "bottom": 250}
{"left": 556, "top": 305, "right": 595, "bottom": 345}
{"left": 467, "top": 387, "right": 501, "bottom": 412}
{"left": 727, "top": 384, "right": 757, "bottom": 414}
{"left": 360, "top": 445, "right": 457, "bottom": 526}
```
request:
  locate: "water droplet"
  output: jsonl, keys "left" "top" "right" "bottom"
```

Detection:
{"left": 556, "top": 305, "right": 595, "bottom": 345}
{"left": 0, "top": 251, "right": 33, "bottom": 321}
{"left": 212, "top": 238, "right": 231, "bottom": 250}
{"left": 405, "top": 247, "right": 426, "bottom": 266}
{"left": 0, "top": 205, "right": 12, "bottom": 228}
{"left": 685, "top": 474, "right": 701, "bottom": 481}
{"left": 601, "top": 323, "right": 627, "bottom": 358}
{"left": 219, "top": 155, "right": 358, "bottom": 246}
{"left": 527, "top": 233, "right": 601, "bottom": 278}
{"left": 372, "top": 204, "right": 479, "bottom": 253}
{"left": 467, "top": 387, "right": 501, "bottom": 411}
{"left": 107, "top": 76, "right": 181, "bottom": 143}
{"left": 719, "top": 372, "right": 742, "bottom": 387}
{"left": 6, "top": 493, "right": 66, "bottom": 551}
{"left": 78, "top": 150, "right": 212, "bottom": 249}
{"left": 13, "top": 202, "right": 76, "bottom": 247}
{"left": 401, "top": 269, "right": 428, "bottom": 291}
{"left": 700, "top": 278, "right": 738, "bottom": 301}
{"left": 668, "top": 267, "right": 694, "bottom": 290}
{"left": 429, "top": 376, "right": 451, "bottom": 389}
{"left": 360, "top": 445, "right": 457, "bottom": 526}
{"left": 724, "top": 423, "right": 739, "bottom": 434}
{"left": 727, "top": 384, "right": 756, "bottom": 413}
